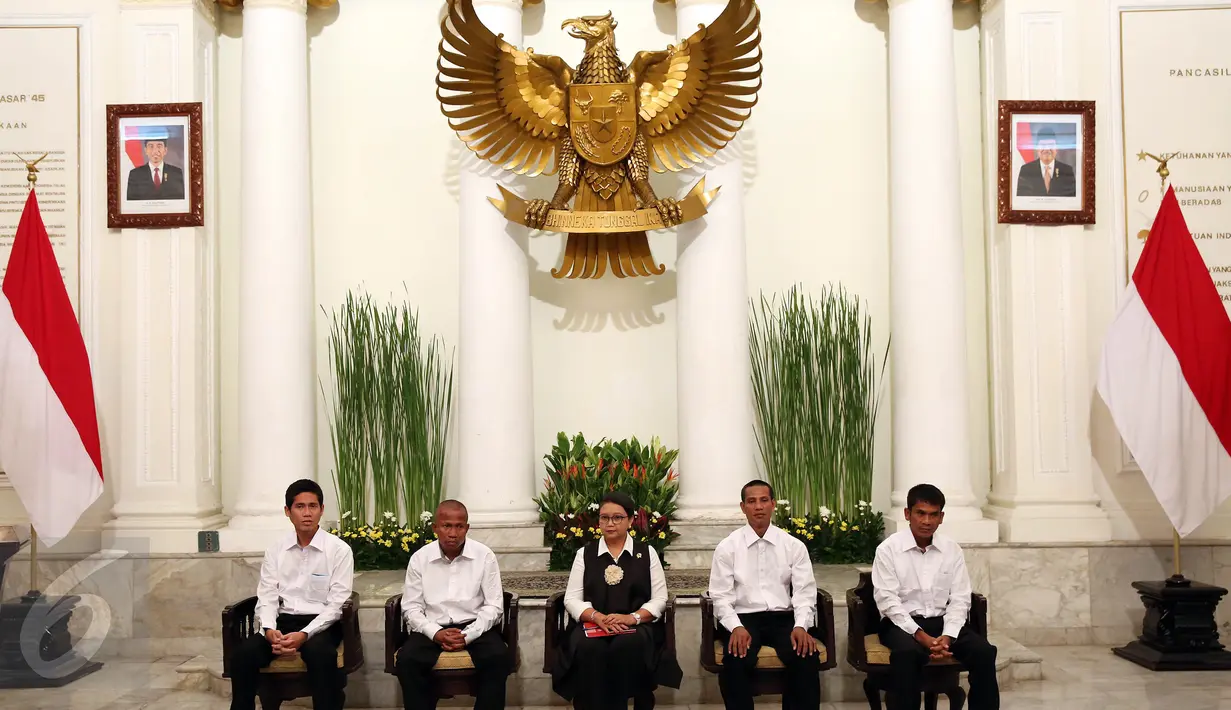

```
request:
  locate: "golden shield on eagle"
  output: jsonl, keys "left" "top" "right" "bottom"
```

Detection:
{"left": 436, "top": 0, "right": 762, "bottom": 278}
{"left": 569, "top": 83, "right": 638, "bottom": 166}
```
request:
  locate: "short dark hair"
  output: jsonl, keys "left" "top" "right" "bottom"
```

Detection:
{"left": 284, "top": 479, "right": 324, "bottom": 509}
{"left": 435, "top": 499, "right": 468, "bottom": 519}
{"left": 906, "top": 484, "right": 945, "bottom": 511}
{"left": 1036, "top": 128, "right": 1058, "bottom": 144}
{"left": 740, "top": 479, "right": 774, "bottom": 502}
{"left": 599, "top": 491, "right": 636, "bottom": 517}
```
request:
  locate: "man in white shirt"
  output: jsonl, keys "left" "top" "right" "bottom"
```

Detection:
{"left": 871, "top": 484, "right": 999, "bottom": 710}
{"left": 396, "top": 500, "right": 510, "bottom": 710}
{"left": 229, "top": 479, "right": 355, "bottom": 710}
{"left": 708, "top": 480, "right": 822, "bottom": 710}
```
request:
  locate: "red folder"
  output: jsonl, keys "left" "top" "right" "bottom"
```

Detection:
{"left": 583, "top": 621, "right": 637, "bottom": 638}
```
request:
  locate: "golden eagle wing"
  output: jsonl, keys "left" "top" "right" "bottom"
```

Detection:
{"left": 629, "top": 0, "right": 762, "bottom": 172}
{"left": 437, "top": 0, "right": 572, "bottom": 177}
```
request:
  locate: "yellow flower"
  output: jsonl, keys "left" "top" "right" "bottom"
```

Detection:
{"left": 556, "top": 532, "right": 567, "bottom": 539}
{"left": 840, "top": 522, "right": 848, "bottom": 531}
{"left": 813, "top": 525, "right": 821, "bottom": 531}
{"left": 806, "top": 533, "right": 814, "bottom": 540}
{"left": 410, "top": 533, "right": 419, "bottom": 542}
{"left": 852, "top": 525, "right": 860, "bottom": 532}
{"left": 401, "top": 543, "right": 409, "bottom": 552}
{"left": 658, "top": 531, "right": 666, "bottom": 539}
{"left": 383, "top": 539, "right": 392, "bottom": 547}
{"left": 401, "top": 536, "right": 410, "bottom": 544}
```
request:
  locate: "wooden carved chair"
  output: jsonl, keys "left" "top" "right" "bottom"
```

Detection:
{"left": 846, "top": 570, "right": 989, "bottom": 710}
{"left": 542, "top": 591, "right": 677, "bottom": 704}
{"left": 221, "top": 591, "right": 364, "bottom": 710}
{"left": 383, "top": 591, "right": 520, "bottom": 700}
{"left": 699, "top": 589, "right": 837, "bottom": 705}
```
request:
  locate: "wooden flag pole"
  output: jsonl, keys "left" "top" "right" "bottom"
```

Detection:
{"left": 24, "top": 527, "right": 39, "bottom": 602}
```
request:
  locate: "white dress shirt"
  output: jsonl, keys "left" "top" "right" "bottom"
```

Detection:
{"left": 708, "top": 524, "right": 817, "bottom": 633}
{"left": 564, "top": 534, "right": 668, "bottom": 622}
{"left": 402, "top": 539, "right": 504, "bottom": 645}
{"left": 255, "top": 528, "right": 355, "bottom": 639}
{"left": 871, "top": 529, "right": 972, "bottom": 639}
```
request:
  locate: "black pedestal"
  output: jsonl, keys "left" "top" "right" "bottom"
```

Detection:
{"left": 1113, "top": 575, "right": 1231, "bottom": 671}
{"left": 0, "top": 592, "right": 103, "bottom": 688}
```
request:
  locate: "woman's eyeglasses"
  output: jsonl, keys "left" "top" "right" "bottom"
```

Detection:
{"left": 599, "top": 515, "right": 628, "bottom": 525}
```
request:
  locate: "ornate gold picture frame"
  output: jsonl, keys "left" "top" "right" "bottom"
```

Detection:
{"left": 106, "top": 102, "right": 204, "bottom": 229}
{"left": 997, "top": 100, "right": 1096, "bottom": 225}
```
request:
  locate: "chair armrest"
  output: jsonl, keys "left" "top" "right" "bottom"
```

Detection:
{"left": 846, "top": 588, "right": 868, "bottom": 667}
{"left": 384, "top": 594, "right": 404, "bottom": 675}
{"left": 221, "top": 596, "right": 258, "bottom": 678}
{"left": 971, "top": 592, "right": 988, "bottom": 637}
{"left": 505, "top": 592, "right": 521, "bottom": 672}
{"left": 543, "top": 591, "right": 565, "bottom": 674}
{"left": 663, "top": 594, "right": 676, "bottom": 655}
{"left": 340, "top": 592, "right": 364, "bottom": 672}
{"left": 699, "top": 592, "right": 718, "bottom": 671}
{"left": 814, "top": 588, "right": 837, "bottom": 670}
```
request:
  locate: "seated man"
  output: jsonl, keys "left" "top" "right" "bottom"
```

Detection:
{"left": 396, "top": 500, "right": 511, "bottom": 710}
{"left": 230, "top": 479, "right": 355, "bottom": 710}
{"left": 871, "top": 483, "right": 999, "bottom": 710}
{"left": 708, "top": 479, "right": 822, "bottom": 710}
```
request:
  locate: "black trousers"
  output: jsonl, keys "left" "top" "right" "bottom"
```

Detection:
{"left": 568, "top": 627, "right": 656, "bottom": 710}
{"left": 229, "top": 613, "right": 345, "bottom": 710}
{"left": 395, "top": 624, "right": 511, "bottom": 710}
{"left": 717, "top": 611, "right": 820, "bottom": 710}
{"left": 877, "top": 616, "right": 999, "bottom": 710}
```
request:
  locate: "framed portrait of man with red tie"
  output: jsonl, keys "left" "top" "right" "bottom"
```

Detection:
{"left": 997, "top": 100, "right": 1096, "bottom": 225}
{"left": 106, "top": 102, "right": 204, "bottom": 228}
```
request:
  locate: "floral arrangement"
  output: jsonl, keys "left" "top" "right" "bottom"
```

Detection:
{"left": 329, "top": 510, "right": 437, "bottom": 571}
{"left": 534, "top": 432, "right": 681, "bottom": 571}
{"left": 774, "top": 499, "right": 885, "bottom": 564}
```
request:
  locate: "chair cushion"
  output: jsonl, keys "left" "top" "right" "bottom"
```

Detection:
{"left": 260, "top": 642, "right": 345, "bottom": 673}
{"left": 863, "top": 635, "right": 958, "bottom": 666}
{"left": 712, "top": 641, "right": 827, "bottom": 668}
{"left": 392, "top": 647, "right": 476, "bottom": 671}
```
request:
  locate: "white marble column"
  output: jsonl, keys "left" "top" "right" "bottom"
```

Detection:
{"left": 886, "top": 0, "right": 997, "bottom": 541}
{"left": 673, "top": 0, "right": 758, "bottom": 523}
{"left": 221, "top": 0, "right": 318, "bottom": 549}
{"left": 104, "top": 0, "right": 228, "bottom": 554}
{"left": 980, "top": 0, "right": 1110, "bottom": 541}
{"left": 454, "top": 0, "right": 538, "bottom": 528}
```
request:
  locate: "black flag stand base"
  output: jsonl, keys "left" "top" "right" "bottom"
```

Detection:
{"left": 0, "top": 592, "right": 104, "bottom": 688}
{"left": 0, "top": 529, "right": 102, "bottom": 688}
{"left": 1113, "top": 575, "right": 1231, "bottom": 671}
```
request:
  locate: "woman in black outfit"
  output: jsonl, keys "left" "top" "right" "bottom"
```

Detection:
{"left": 550, "top": 491, "right": 683, "bottom": 710}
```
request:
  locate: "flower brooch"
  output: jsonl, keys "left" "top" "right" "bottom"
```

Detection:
{"left": 604, "top": 564, "right": 624, "bottom": 585}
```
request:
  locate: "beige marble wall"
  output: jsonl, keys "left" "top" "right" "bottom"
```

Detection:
{"left": 4, "top": 543, "right": 1230, "bottom": 658}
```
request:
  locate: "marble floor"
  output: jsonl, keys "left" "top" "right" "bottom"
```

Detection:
{"left": 1, "top": 646, "right": 1230, "bottom": 709}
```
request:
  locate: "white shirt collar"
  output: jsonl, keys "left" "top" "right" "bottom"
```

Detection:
{"left": 431, "top": 539, "right": 476, "bottom": 562}
{"left": 894, "top": 528, "right": 948, "bottom": 553}
{"left": 285, "top": 527, "right": 327, "bottom": 552}
{"left": 740, "top": 523, "right": 781, "bottom": 547}
{"left": 599, "top": 533, "right": 635, "bottom": 560}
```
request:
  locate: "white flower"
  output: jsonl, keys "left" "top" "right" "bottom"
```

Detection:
{"left": 604, "top": 564, "right": 625, "bottom": 586}
{"left": 568, "top": 513, "right": 576, "bottom": 519}
{"left": 559, "top": 513, "right": 566, "bottom": 520}
{"left": 777, "top": 500, "right": 790, "bottom": 509}
{"left": 858, "top": 500, "right": 870, "bottom": 509}
{"left": 341, "top": 511, "right": 352, "bottom": 520}
{"left": 419, "top": 511, "right": 432, "bottom": 523}
{"left": 819, "top": 506, "right": 832, "bottom": 518}
{"left": 588, "top": 503, "right": 600, "bottom": 511}
{"left": 383, "top": 511, "right": 396, "bottom": 520}
{"left": 652, "top": 511, "right": 662, "bottom": 518}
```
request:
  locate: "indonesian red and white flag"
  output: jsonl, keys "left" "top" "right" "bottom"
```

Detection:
{"left": 1096, "top": 186, "right": 1231, "bottom": 537}
{"left": 0, "top": 190, "right": 103, "bottom": 544}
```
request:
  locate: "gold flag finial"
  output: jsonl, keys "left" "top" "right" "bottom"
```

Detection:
{"left": 12, "top": 152, "right": 49, "bottom": 190}
{"left": 1137, "top": 150, "right": 1179, "bottom": 195}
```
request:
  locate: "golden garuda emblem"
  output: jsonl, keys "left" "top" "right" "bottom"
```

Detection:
{"left": 437, "top": 0, "right": 762, "bottom": 279}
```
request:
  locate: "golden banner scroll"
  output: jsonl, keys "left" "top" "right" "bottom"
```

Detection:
{"left": 488, "top": 179, "right": 720, "bottom": 234}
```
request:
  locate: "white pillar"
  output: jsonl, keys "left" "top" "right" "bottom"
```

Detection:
{"left": 673, "top": 0, "right": 758, "bottom": 522}
{"left": 454, "top": 0, "right": 538, "bottom": 527}
{"left": 221, "top": 0, "right": 317, "bottom": 549}
{"left": 104, "top": 0, "right": 227, "bottom": 553}
{"left": 886, "top": 0, "right": 997, "bottom": 541}
{"left": 979, "top": 0, "right": 1110, "bottom": 541}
